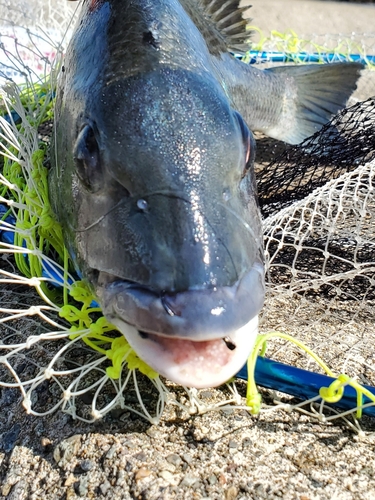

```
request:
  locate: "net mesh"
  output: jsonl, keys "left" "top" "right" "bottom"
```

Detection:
{"left": 257, "top": 97, "right": 375, "bottom": 217}
{"left": 1, "top": 1, "right": 375, "bottom": 434}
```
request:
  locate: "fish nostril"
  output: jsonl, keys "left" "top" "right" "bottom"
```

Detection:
{"left": 223, "top": 336, "right": 236, "bottom": 350}
{"left": 142, "top": 30, "right": 159, "bottom": 49}
{"left": 137, "top": 198, "right": 148, "bottom": 211}
{"left": 161, "top": 294, "right": 177, "bottom": 316}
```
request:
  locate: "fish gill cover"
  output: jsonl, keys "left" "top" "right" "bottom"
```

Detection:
{"left": 0, "top": 0, "right": 375, "bottom": 432}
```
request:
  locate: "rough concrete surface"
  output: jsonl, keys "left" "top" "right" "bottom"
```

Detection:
{"left": 247, "top": 0, "right": 375, "bottom": 37}
{"left": 0, "top": 1, "right": 375, "bottom": 499}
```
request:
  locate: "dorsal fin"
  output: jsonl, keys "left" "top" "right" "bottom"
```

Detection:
{"left": 181, "top": 0, "right": 253, "bottom": 56}
{"left": 199, "top": 0, "right": 252, "bottom": 54}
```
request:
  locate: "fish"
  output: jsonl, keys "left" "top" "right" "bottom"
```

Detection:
{"left": 50, "top": 0, "right": 362, "bottom": 388}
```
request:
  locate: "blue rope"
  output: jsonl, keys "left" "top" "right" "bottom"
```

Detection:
{"left": 247, "top": 51, "right": 375, "bottom": 65}
{"left": 237, "top": 357, "right": 375, "bottom": 417}
{"left": 0, "top": 205, "right": 74, "bottom": 286}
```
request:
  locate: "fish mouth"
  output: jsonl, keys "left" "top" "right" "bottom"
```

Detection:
{"left": 107, "top": 316, "right": 259, "bottom": 388}
{"left": 97, "top": 261, "right": 264, "bottom": 388}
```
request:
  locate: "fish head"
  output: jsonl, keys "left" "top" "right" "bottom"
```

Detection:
{"left": 51, "top": 67, "right": 264, "bottom": 388}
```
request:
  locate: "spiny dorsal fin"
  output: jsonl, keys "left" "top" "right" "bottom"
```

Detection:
{"left": 199, "top": 0, "right": 253, "bottom": 55}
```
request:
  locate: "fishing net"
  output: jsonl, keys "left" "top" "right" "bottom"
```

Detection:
{"left": 1, "top": 1, "right": 375, "bottom": 434}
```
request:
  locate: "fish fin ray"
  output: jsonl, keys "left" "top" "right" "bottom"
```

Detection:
{"left": 182, "top": 0, "right": 252, "bottom": 55}
{"left": 201, "top": 0, "right": 253, "bottom": 54}
{"left": 266, "top": 62, "right": 363, "bottom": 144}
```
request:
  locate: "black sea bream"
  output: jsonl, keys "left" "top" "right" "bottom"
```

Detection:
{"left": 51, "top": 0, "right": 362, "bottom": 387}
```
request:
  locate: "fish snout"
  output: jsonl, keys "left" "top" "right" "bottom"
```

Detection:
{"left": 100, "top": 260, "right": 264, "bottom": 340}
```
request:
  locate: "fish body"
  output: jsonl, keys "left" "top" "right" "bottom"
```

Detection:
{"left": 50, "top": 0, "right": 361, "bottom": 387}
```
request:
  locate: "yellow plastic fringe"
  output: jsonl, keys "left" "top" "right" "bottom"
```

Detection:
{"left": 245, "top": 28, "right": 375, "bottom": 69}
{"left": 246, "top": 332, "right": 375, "bottom": 419}
{"left": 0, "top": 80, "right": 157, "bottom": 384}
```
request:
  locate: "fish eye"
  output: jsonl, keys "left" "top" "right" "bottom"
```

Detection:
{"left": 73, "top": 123, "right": 102, "bottom": 193}
{"left": 233, "top": 111, "right": 255, "bottom": 178}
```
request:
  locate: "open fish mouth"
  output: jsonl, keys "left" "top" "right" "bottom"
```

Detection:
{"left": 106, "top": 315, "right": 259, "bottom": 388}
{"left": 98, "top": 261, "right": 264, "bottom": 388}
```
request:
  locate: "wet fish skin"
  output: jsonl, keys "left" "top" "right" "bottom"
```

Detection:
{"left": 50, "top": 0, "right": 360, "bottom": 387}
{"left": 54, "top": 66, "right": 263, "bottom": 292}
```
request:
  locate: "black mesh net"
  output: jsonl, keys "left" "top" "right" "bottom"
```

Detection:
{"left": 257, "top": 96, "right": 375, "bottom": 218}
{"left": 258, "top": 94, "right": 375, "bottom": 389}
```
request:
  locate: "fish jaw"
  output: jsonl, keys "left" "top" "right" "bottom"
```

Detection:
{"left": 98, "top": 261, "right": 264, "bottom": 387}
{"left": 99, "top": 261, "right": 264, "bottom": 339}
{"left": 108, "top": 315, "right": 259, "bottom": 389}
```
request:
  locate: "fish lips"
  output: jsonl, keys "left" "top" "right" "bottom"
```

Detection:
{"left": 100, "top": 261, "right": 264, "bottom": 339}
{"left": 98, "top": 261, "right": 265, "bottom": 388}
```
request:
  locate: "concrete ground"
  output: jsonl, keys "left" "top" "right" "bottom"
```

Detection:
{"left": 247, "top": 0, "right": 375, "bottom": 36}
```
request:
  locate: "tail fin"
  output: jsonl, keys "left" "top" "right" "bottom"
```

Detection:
{"left": 266, "top": 62, "right": 363, "bottom": 144}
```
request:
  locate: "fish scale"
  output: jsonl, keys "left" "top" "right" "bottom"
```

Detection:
{"left": 51, "top": 0, "right": 362, "bottom": 388}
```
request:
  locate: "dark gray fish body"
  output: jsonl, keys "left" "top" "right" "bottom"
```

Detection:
{"left": 51, "top": 0, "right": 361, "bottom": 387}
